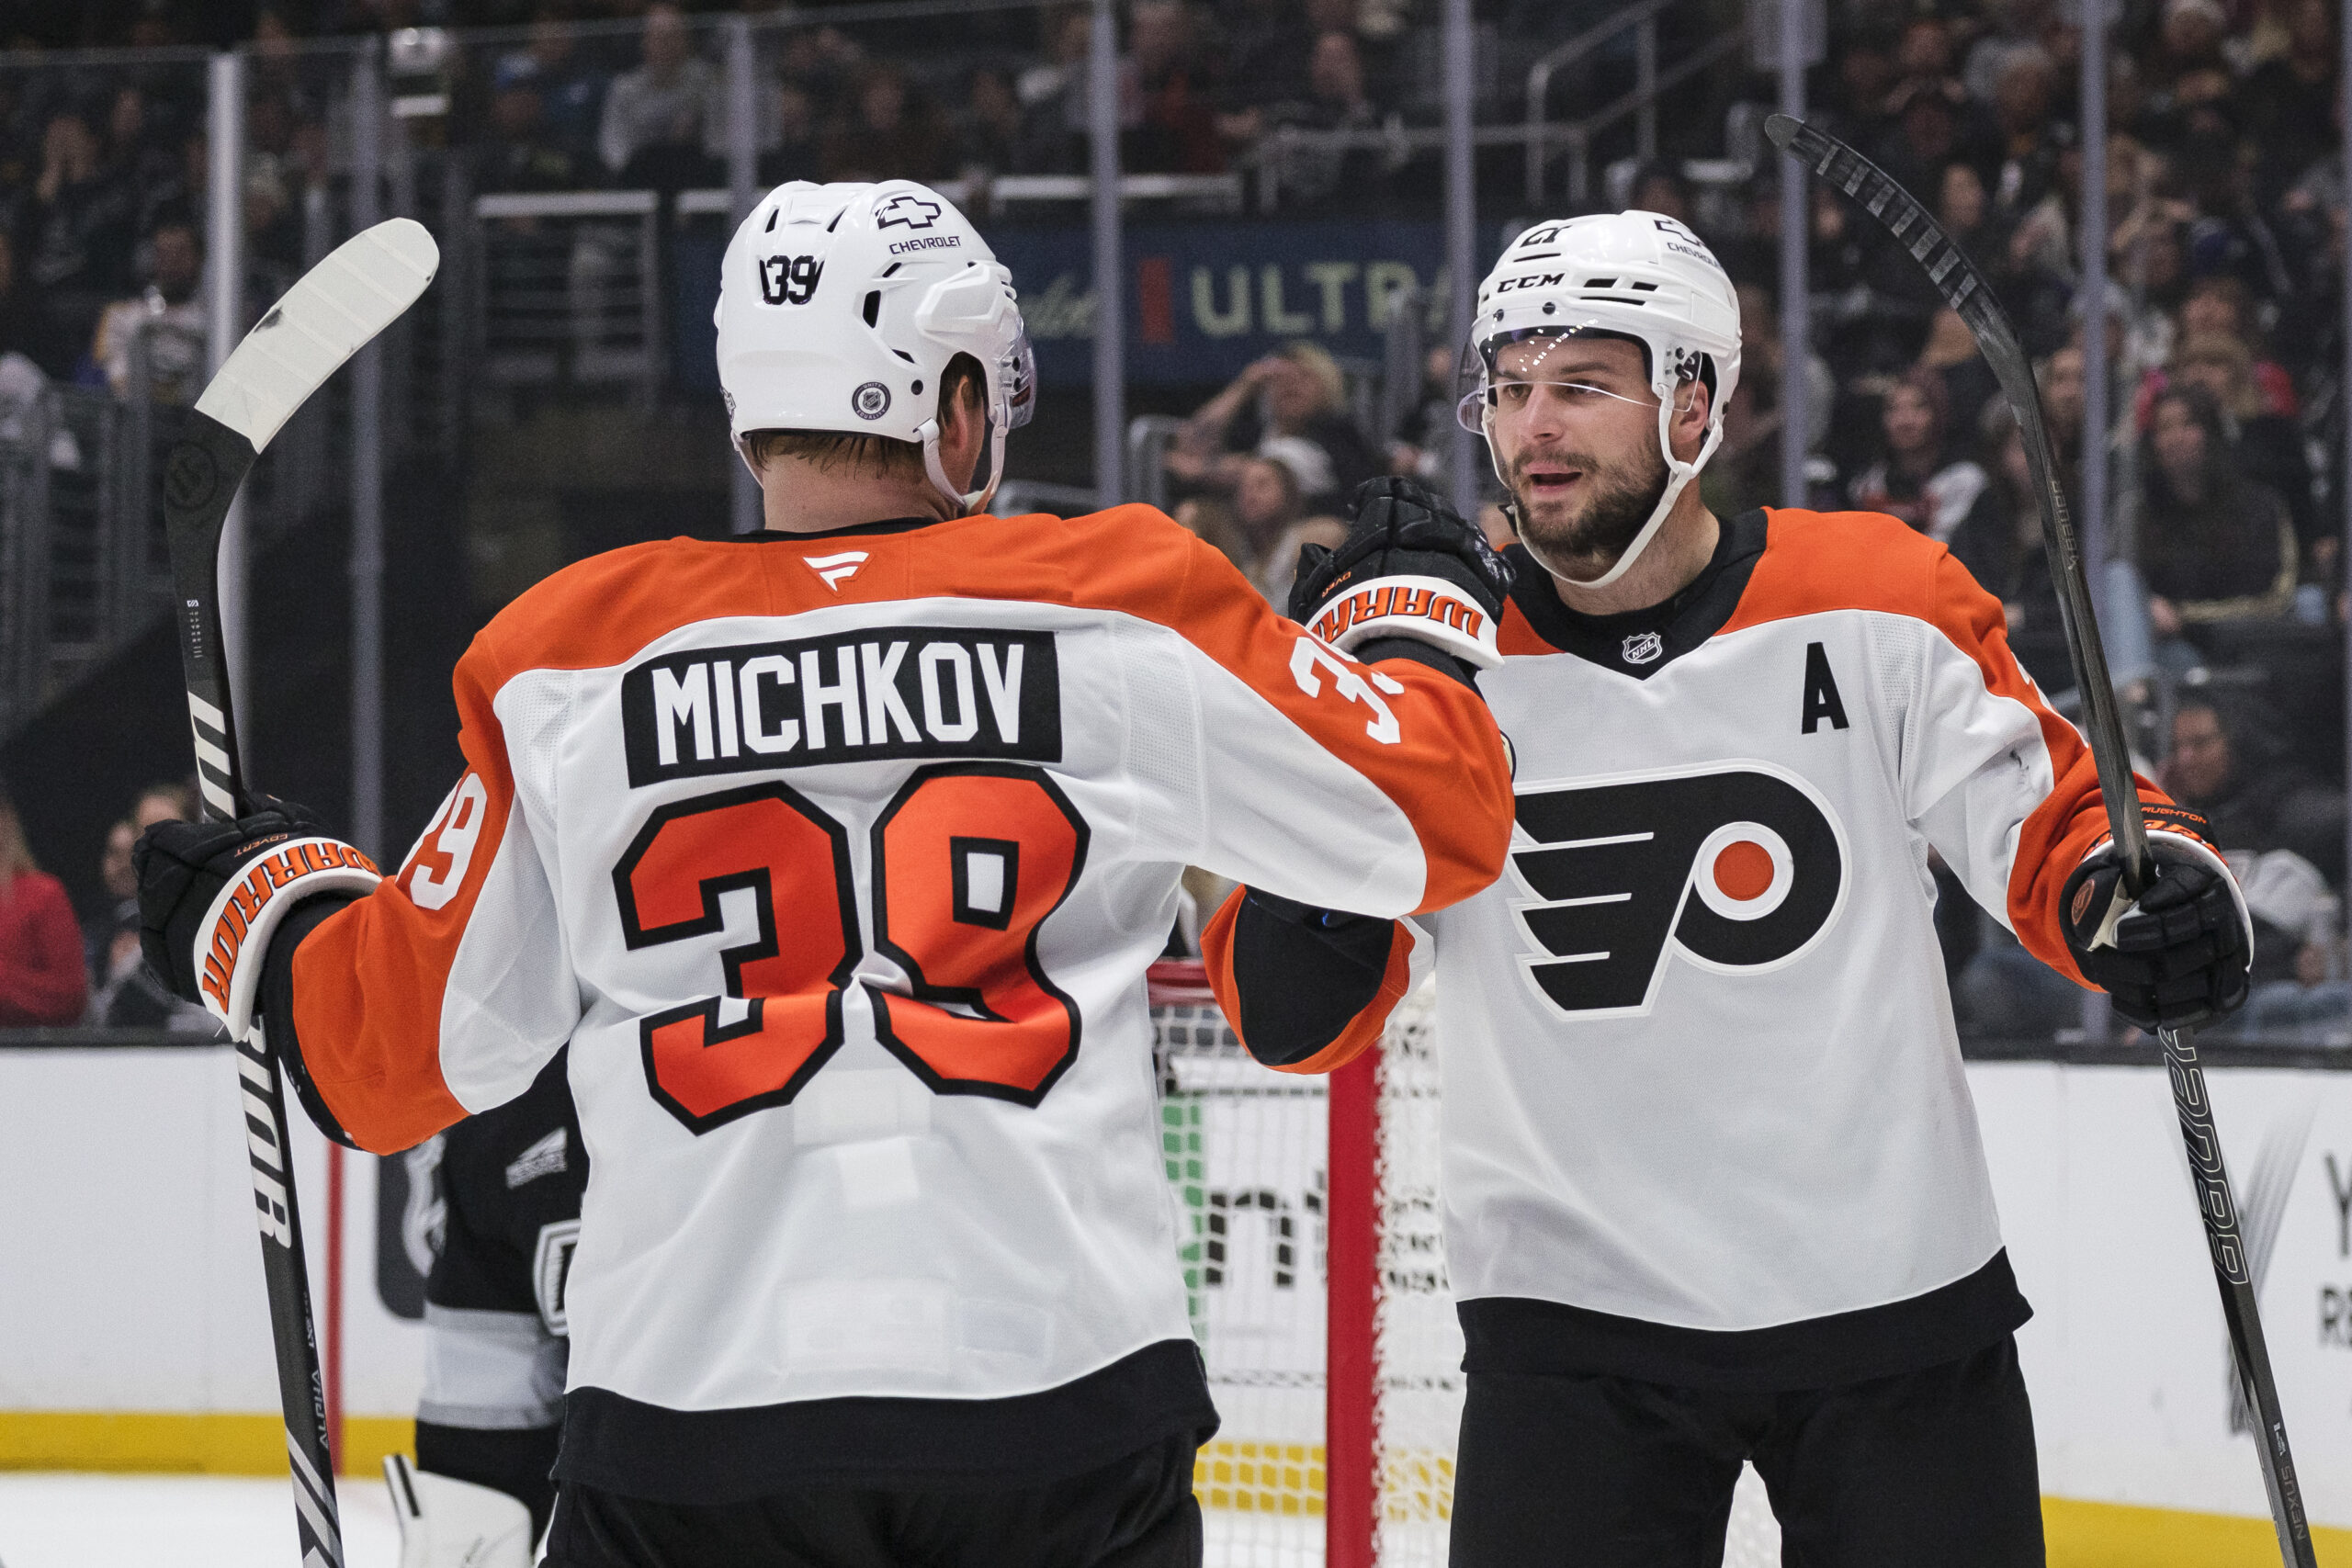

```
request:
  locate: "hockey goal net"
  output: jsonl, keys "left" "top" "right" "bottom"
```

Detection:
{"left": 1148, "top": 963, "right": 1781, "bottom": 1567}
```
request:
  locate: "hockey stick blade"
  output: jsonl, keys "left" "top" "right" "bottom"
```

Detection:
{"left": 166, "top": 217, "right": 438, "bottom": 818}
{"left": 1770, "top": 113, "right": 2317, "bottom": 1568}
{"left": 160, "top": 216, "right": 437, "bottom": 1568}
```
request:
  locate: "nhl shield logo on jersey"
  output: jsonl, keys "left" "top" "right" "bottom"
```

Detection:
{"left": 1507, "top": 761, "right": 1848, "bottom": 1018}
{"left": 1620, "top": 631, "right": 1664, "bottom": 666}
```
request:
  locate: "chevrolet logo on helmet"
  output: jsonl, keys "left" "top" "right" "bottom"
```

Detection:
{"left": 875, "top": 194, "right": 943, "bottom": 231}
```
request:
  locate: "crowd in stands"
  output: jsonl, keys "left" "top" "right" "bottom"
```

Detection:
{"left": 0, "top": 0, "right": 2346, "bottom": 1039}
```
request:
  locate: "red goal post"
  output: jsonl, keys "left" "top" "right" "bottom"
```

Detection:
{"left": 1147, "top": 957, "right": 1435, "bottom": 1568}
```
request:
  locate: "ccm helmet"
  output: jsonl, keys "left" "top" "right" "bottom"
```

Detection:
{"left": 1456, "top": 211, "right": 1741, "bottom": 588}
{"left": 717, "top": 179, "right": 1035, "bottom": 515}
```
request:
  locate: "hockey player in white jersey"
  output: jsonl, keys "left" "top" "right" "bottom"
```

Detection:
{"left": 130, "top": 180, "right": 1517, "bottom": 1567}
{"left": 1204, "top": 212, "right": 2253, "bottom": 1566}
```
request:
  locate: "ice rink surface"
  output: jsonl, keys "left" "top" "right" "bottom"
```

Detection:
{"left": 0, "top": 1473, "right": 402, "bottom": 1567}
{"left": 0, "top": 1466, "right": 1781, "bottom": 1567}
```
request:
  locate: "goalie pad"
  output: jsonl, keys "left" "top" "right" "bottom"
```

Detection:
{"left": 385, "top": 1454, "right": 538, "bottom": 1568}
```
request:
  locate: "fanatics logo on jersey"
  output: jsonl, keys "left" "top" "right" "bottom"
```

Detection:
{"left": 804, "top": 550, "right": 867, "bottom": 591}
{"left": 621, "top": 626, "right": 1062, "bottom": 786}
{"left": 1508, "top": 760, "right": 1848, "bottom": 1018}
{"left": 1620, "top": 631, "right": 1664, "bottom": 665}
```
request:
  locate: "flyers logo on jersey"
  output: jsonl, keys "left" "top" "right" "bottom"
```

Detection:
{"left": 1508, "top": 761, "right": 1847, "bottom": 1018}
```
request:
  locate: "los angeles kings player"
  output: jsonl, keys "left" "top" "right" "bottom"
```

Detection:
{"left": 1204, "top": 212, "right": 2255, "bottom": 1566}
{"left": 131, "top": 180, "right": 1520, "bottom": 1567}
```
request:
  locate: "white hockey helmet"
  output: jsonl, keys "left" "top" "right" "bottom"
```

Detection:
{"left": 716, "top": 179, "right": 1035, "bottom": 515}
{"left": 1456, "top": 210, "right": 1741, "bottom": 588}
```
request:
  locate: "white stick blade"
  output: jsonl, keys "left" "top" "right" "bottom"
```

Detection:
{"left": 195, "top": 216, "right": 439, "bottom": 455}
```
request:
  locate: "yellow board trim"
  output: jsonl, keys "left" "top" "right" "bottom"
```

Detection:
{"left": 2042, "top": 1497, "right": 2352, "bottom": 1567}
{"left": 0, "top": 1412, "right": 413, "bottom": 1479}
{"left": 7, "top": 1412, "right": 2352, "bottom": 1563}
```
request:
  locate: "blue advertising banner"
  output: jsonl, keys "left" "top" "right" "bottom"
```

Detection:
{"left": 989, "top": 220, "right": 1449, "bottom": 386}
{"left": 673, "top": 220, "right": 1452, "bottom": 391}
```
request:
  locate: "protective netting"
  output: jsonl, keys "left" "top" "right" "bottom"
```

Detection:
{"left": 1153, "top": 978, "right": 1780, "bottom": 1567}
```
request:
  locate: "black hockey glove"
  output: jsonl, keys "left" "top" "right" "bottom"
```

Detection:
{"left": 1229, "top": 889, "right": 1396, "bottom": 1068}
{"left": 1289, "top": 477, "right": 1513, "bottom": 675}
{"left": 135, "top": 795, "right": 380, "bottom": 1037}
{"left": 2060, "top": 825, "right": 2251, "bottom": 1033}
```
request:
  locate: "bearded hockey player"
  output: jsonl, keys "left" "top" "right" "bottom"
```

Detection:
{"left": 131, "top": 179, "right": 1514, "bottom": 1568}
{"left": 1204, "top": 212, "right": 2253, "bottom": 1567}
{"left": 383, "top": 1051, "right": 586, "bottom": 1568}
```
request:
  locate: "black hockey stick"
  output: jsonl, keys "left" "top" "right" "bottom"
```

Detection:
{"left": 163, "top": 217, "right": 438, "bottom": 1568}
{"left": 1766, "top": 113, "right": 2314, "bottom": 1568}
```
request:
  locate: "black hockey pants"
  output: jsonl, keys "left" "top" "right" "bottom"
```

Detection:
{"left": 1449, "top": 1335, "right": 2045, "bottom": 1568}
{"left": 544, "top": 1429, "right": 1202, "bottom": 1568}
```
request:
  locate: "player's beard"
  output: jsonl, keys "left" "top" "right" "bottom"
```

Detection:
{"left": 1510, "top": 434, "right": 1669, "bottom": 581}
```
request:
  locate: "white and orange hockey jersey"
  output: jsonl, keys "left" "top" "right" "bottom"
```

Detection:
{"left": 1206, "top": 506, "right": 2201, "bottom": 1390}
{"left": 266, "top": 506, "right": 1513, "bottom": 1499}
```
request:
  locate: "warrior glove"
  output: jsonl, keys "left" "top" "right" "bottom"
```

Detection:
{"left": 134, "top": 796, "right": 379, "bottom": 1038}
{"left": 2060, "top": 817, "right": 2252, "bottom": 1033}
{"left": 1289, "top": 477, "right": 1513, "bottom": 676}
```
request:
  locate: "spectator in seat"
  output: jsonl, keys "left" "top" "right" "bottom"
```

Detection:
{"left": 2209, "top": 847, "right": 2350, "bottom": 1044}
{"left": 1229, "top": 453, "right": 1304, "bottom": 567}
{"left": 1701, "top": 281, "right": 1833, "bottom": 516}
{"left": 23, "top": 108, "right": 136, "bottom": 378}
{"left": 508, "top": 5, "right": 609, "bottom": 175}
{"left": 2135, "top": 275, "right": 2297, "bottom": 423}
{"left": 130, "top": 781, "right": 195, "bottom": 832}
{"left": 2164, "top": 694, "right": 2345, "bottom": 901}
{"left": 0, "top": 231, "right": 42, "bottom": 368}
{"left": 1987, "top": 46, "right": 2067, "bottom": 220}
{"left": 1125, "top": 0, "right": 1224, "bottom": 175}
{"left": 1216, "top": 0, "right": 1315, "bottom": 148}
{"left": 90, "top": 216, "right": 205, "bottom": 404}
{"left": 82, "top": 815, "right": 205, "bottom": 1031}
{"left": 760, "top": 79, "right": 823, "bottom": 186}
{"left": 2244, "top": 0, "right": 2337, "bottom": 208}
{"left": 1166, "top": 341, "right": 1377, "bottom": 513}
{"left": 2167, "top": 330, "right": 2320, "bottom": 566}
{"left": 476, "top": 56, "right": 584, "bottom": 195}
{"left": 597, "top": 1, "right": 720, "bottom": 186}
{"left": 0, "top": 789, "right": 87, "bottom": 1028}
{"left": 1915, "top": 304, "right": 1998, "bottom": 445}
{"left": 820, "top": 63, "right": 951, "bottom": 184}
{"left": 1944, "top": 400, "right": 2072, "bottom": 694}
{"left": 83, "top": 817, "right": 137, "bottom": 984}
{"left": 1012, "top": 6, "right": 1092, "bottom": 175}
{"left": 2130, "top": 385, "right": 2298, "bottom": 640}
{"left": 1846, "top": 367, "right": 1988, "bottom": 546}
{"left": 1257, "top": 29, "right": 1384, "bottom": 209}
{"left": 954, "top": 65, "right": 1026, "bottom": 185}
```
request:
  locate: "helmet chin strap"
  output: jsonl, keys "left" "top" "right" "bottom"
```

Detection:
{"left": 920, "top": 412, "right": 1010, "bottom": 518}
{"left": 1492, "top": 380, "right": 1720, "bottom": 592}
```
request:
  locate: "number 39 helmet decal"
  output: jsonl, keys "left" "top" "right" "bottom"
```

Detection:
{"left": 1507, "top": 761, "right": 1848, "bottom": 1019}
